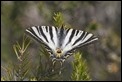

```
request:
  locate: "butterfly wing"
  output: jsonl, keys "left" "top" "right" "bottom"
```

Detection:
{"left": 26, "top": 26, "right": 98, "bottom": 61}
{"left": 61, "top": 28, "right": 98, "bottom": 55}
{"left": 26, "top": 26, "right": 59, "bottom": 52}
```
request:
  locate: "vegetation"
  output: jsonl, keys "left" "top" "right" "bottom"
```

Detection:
{"left": 1, "top": 1, "right": 121, "bottom": 81}
{"left": 1, "top": 12, "right": 91, "bottom": 81}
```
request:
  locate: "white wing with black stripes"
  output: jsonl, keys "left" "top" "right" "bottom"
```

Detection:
{"left": 61, "top": 28, "right": 98, "bottom": 55}
{"left": 26, "top": 26, "right": 59, "bottom": 53}
{"left": 26, "top": 26, "right": 98, "bottom": 63}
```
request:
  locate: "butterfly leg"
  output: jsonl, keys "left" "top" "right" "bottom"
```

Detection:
{"left": 59, "top": 59, "right": 65, "bottom": 75}
{"left": 52, "top": 58, "right": 56, "bottom": 72}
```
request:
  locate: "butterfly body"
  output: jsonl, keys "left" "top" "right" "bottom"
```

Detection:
{"left": 26, "top": 26, "right": 98, "bottom": 63}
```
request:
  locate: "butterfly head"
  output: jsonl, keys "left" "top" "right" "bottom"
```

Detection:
{"left": 52, "top": 48, "right": 72, "bottom": 61}
{"left": 55, "top": 48, "right": 62, "bottom": 58}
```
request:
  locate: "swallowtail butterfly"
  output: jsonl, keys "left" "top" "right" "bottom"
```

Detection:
{"left": 26, "top": 26, "right": 98, "bottom": 65}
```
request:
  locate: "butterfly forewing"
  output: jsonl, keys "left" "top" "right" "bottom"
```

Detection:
{"left": 26, "top": 26, "right": 58, "bottom": 52}
{"left": 61, "top": 29, "right": 98, "bottom": 54}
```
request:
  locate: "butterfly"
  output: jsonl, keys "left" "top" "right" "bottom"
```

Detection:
{"left": 26, "top": 25, "right": 98, "bottom": 65}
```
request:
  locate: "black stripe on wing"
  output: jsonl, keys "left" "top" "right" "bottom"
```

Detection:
{"left": 59, "top": 26, "right": 66, "bottom": 46}
{"left": 49, "top": 26, "right": 55, "bottom": 44}
{"left": 69, "top": 29, "right": 76, "bottom": 43}
{"left": 39, "top": 26, "right": 49, "bottom": 43}
{"left": 72, "top": 31, "right": 86, "bottom": 46}
{"left": 75, "top": 30, "right": 79, "bottom": 36}
{"left": 45, "top": 26, "right": 48, "bottom": 32}
{"left": 65, "top": 29, "right": 76, "bottom": 46}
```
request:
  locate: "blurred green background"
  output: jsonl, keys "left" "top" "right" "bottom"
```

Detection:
{"left": 1, "top": 1, "right": 121, "bottom": 81}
